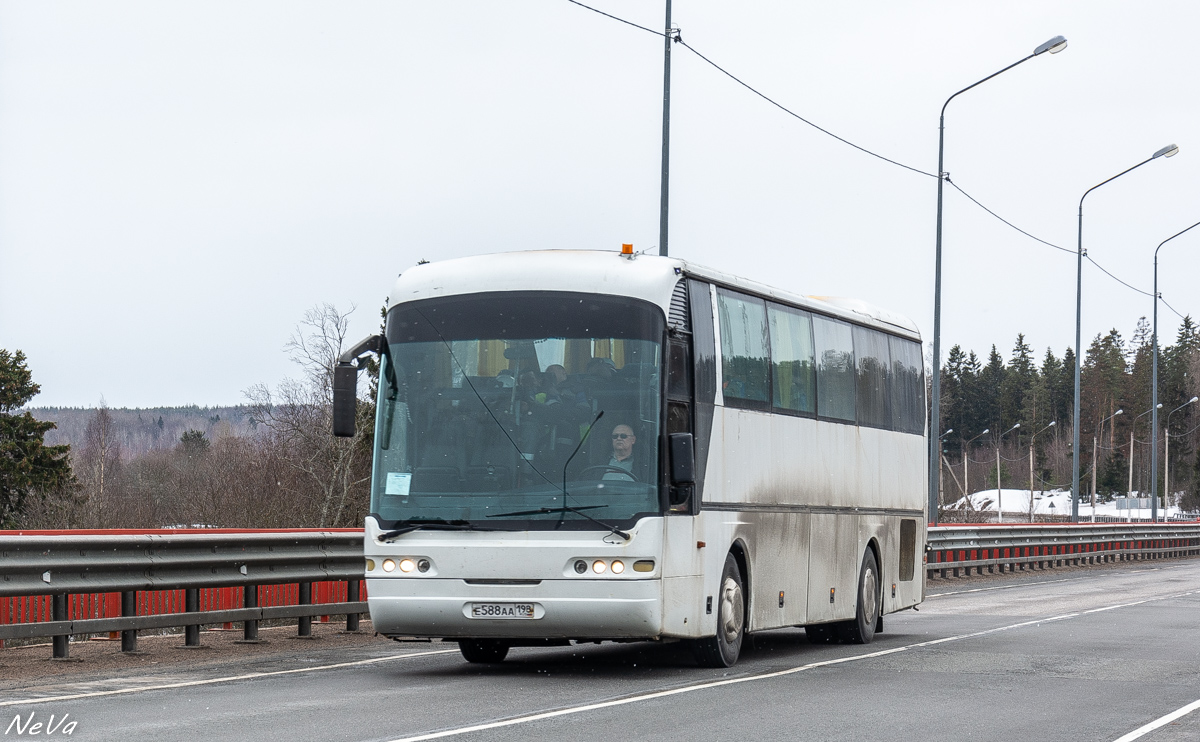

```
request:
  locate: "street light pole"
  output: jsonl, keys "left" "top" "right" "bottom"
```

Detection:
{"left": 995, "top": 423, "right": 1020, "bottom": 523}
{"left": 937, "top": 428, "right": 954, "bottom": 511}
{"left": 1164, "top": 397, "right": 1199, "bottom": 516}
{"left": 1028, "top": 421, "right": 1055, "bottom": 522}
{"left": 1151, "top": 221, "right": 1200, "bottom": 521}
{"left": 962, "top": 428, "right": 989, "bottom": 508}
{"left": 1071, "top": 143, "right": 1179, "bottom": 522}
{"left": 929, "top": 35, "right": 1066, "bottom": 527}
{"left": 1092, "top": 408, "right": 1123, "bottom": 522}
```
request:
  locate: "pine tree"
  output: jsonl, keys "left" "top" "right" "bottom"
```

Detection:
{"left": 1000, "top": 334, "right": 1037, "bottom": 438}
{"left": 978, "top": 346, "right": 1005, "bottom": 430}
{"left": 0, "top": 350, "right": 73, "bottom": 524}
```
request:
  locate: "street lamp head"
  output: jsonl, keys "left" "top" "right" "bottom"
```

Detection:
{"left": 1048, "top": 421, "right": 1056, "bottom": 427}
{"left": 1190, "top": 397, "right": 1199, "bottom": 404}
{"left": 1153, "top": 144, "right": 1180, "bottom": 159}
{"left": 981, "top": 428, "right": 990, "bottom": 435}
{"left": 1114, "top": 409, "right": 1124, "bottom": 416}
{"left": 1034, "top": 35, "right": 1068, "bottom": 55}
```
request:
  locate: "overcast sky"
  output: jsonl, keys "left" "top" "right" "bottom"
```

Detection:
{"left": 2, "top": 0, "right": 1197, "bottom": 409}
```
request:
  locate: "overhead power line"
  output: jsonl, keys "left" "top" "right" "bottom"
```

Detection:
{"left": 563, "top": 0, "right": 1194, "bottom": 320}
{"left": 564, "top": 0, "right": 663, "bottom": 37}
{"left": 674, "top": 39, "right": 937, "bottom": 179}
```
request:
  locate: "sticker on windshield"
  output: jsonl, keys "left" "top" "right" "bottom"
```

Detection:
{"left": 385, "top": 472, "right": 412, "bottom": 496}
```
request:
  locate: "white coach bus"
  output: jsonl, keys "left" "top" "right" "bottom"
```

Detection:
{"left": 333, "top": 248, "right": 927, "bottom": 667}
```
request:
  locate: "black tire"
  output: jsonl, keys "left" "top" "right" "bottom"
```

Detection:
{"left": 804, "top": 623, "right": 836, "bottom": 644}
{"left": 838, "top": 550, "right": 880, "bottom": 645}
{"left": 459, "top": 639, "right": 510, "bottom": 663}
{"left": 692, "top": 554, "right": 745, "bottom": 667}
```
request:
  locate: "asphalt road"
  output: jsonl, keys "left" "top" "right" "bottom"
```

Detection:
{"left": 4, "top": 559, "right": 1198, "bottom": 742}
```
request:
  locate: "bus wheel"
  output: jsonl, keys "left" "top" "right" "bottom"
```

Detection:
{"left": 459, "top": 639, "right": 510, "bottom": 663}
{"left": 692, "top": 554, "right": 745, "bottom": 668}
{"left": 839, "top": 550, "right": 880, "bottom": 645}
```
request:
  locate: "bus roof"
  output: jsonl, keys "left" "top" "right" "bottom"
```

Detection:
{"left": 387, "top": 250, "right": 921, "bottom": 340}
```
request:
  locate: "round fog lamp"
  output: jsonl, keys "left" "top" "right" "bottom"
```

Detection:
{"left": 611, "top": 560, "right": 625, "bottom": 574}
{"left": 399, "top": 558, "right": 416, "bottom": 573}
{"left": 382, "top": 559, "right": 396, "bottom": 573}
{"left": 592, "top": 560, "right": 607, "bottom": 574}
{"left": 574, "top": 560, "right": 587, "bottom": 574}
{"left": 417, "top": 559, "right": 431, "bottom": 573}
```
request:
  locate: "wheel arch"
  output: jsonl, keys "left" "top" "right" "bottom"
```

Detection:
{"left": 728, "top": 538, "right": 751, "bottom": 628}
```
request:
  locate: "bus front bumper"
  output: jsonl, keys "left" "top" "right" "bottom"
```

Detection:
{"left": 367, "top": 577, "right": 662, "bottom": 640}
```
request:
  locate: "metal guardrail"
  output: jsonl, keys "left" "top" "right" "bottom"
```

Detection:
{"left": 926, "top": 522, "right": 1200, "bottom": 578}
{"left": 0, "top": 531, "right": 368, "bottom": 658}
{"left": 0, "top": 531, "right": 364, "bottom": 597}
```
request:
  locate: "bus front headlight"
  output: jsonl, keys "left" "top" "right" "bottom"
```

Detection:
{"left": 382, "top": 559, "right": 397, "bottom": 573}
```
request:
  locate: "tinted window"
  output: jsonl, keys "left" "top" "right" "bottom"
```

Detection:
{"left": 767, "top": 303, "right": 816, "bottom": 415}
{"left": 717, "top": 290, "right": 770, "bottom": 407}
{"left": 852, "top": 326, "right": 891, "bottom": 430}
{"left": 813, "top": 316, "right": 855, "bottom": 421}
{"left": 889, "top": 336, "right": 925, "bottom": 435}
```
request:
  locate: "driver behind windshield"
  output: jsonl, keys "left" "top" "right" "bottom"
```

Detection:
{"left": 604, "top": 423, "right": 637, "bottom": 480}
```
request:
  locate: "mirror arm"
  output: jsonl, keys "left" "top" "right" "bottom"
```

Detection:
{"left": 339, "top": 334, "right": 383, "bottom": 366}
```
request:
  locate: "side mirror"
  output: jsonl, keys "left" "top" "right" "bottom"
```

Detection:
{"left": 669, "top": 433, "right": 695, "bottom": 484}
{"left": 332, "top": 363, "right": 359, "bottom": 437}
{"left": 331, "top": 333, "right": 383, "bottom": 438}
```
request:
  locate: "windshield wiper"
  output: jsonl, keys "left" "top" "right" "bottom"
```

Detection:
{"left": 379, "top": 519, "right": 501, "bottom": 542}
{"left": 486, "top": 505, "right": 631, "bottom": 541}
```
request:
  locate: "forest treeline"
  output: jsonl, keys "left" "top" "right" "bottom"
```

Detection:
{"left": 5, "top": 305, "right": 377, "bottom": 529}
{"left": 938, "top": 316, "right": 1200, "bottom": 512}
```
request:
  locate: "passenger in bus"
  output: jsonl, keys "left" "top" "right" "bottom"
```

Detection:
{"left": 585, "top": 357, "right": 617, "bottom": 382}
{"left": 545, "top": 364, "right": 568, "bottom": 387}
{"left": 603, "top": 423, "right": 638, "bottom": 481}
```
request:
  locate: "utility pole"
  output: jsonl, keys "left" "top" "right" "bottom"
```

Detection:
{"left": 658, "top": 0, "right": 673, "bottom": 257}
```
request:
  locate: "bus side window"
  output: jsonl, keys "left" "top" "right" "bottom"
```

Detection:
{"left": 716, "top": 289, "right": 771, "bottom": 409}
{"left": 852, "top": 326, "right": 892, "bottom": 430}
{"left": 889, "top": 336, "right": 925, "bottom": 435}
{"left": 812, "top": 316, "right": 856, "bottom": 422}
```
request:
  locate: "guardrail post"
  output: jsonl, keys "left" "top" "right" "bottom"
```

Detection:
{"left": 238, "top": 585, "right": 260, "bottom": 643}
{"left": 51, "top": 593, "right": 69, "bottom": 659}
{"left": 298, "top": 582, "right": 312, "bottom": 638}
{"left": 184, "top": 588, "right": 201, "bottom": 647}
{"left": 346, "top": 579, "right": 360, "bottom": 632}
{"left": 120, "top": 590, "right": 138, "bottom": 653}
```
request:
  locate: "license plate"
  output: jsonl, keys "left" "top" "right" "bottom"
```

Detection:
{"left": 470, "top": 603, "right": 536, "bottom": 619}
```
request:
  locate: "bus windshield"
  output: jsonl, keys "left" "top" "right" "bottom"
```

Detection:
{"left": 370, "top": 291, "right": 664, "bottom": 530}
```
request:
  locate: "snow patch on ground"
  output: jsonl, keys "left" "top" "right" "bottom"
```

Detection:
{"left": 945, "top": 488, "right": 1185, "bottom": 519}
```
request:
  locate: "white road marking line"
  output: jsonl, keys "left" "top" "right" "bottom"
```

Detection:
{"left": 387, "top": 645, "right": 914, "bottom": 742}
{"left": 0, "top": 649, "right": 459, "bottom": 708}
{"left": 1111, "top": 697, "right": 1200, "bottom": 742}
{"left": 386, "top": 588, "right": 1200, "bottom": 742}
